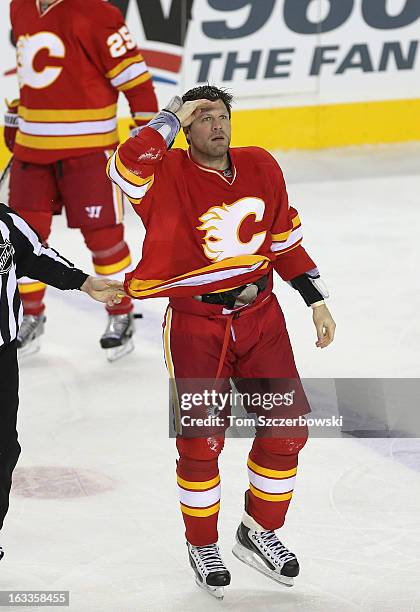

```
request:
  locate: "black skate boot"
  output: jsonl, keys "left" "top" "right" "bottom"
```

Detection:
{"left": 100, "top": 312, "right": 135, "bottom": 362}
{"left": 0, "top": 546, "right": 4, "bottom": 561}
{"left": 187, "top": 542, "right": 231, "bottom": 599}
{"left": 232, "top": 521, "right": 299, "bottom": 586}
{"left": 232, "top": 508, "right": 299, "bottom": 587}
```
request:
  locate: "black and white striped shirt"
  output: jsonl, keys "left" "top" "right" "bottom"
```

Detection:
{"left": 0, "top": 203, "right": 88, "bottom": 348}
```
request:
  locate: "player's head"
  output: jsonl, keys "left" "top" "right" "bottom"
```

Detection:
{"left": 181, "top": 85, "right": 233, "bottom": 158}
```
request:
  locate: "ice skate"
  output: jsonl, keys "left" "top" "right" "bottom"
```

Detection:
{"left": 187, "top": 542, "right": 231, "bottom": 599}
{"left": 0, "top": 546, "right": 4, "bottom": 561}
{"left": 17, "top": 314, "right": 46, "bottom": 357}
{"left": 232, "top": 518, "right": 299, "bottom": 587}
{"left": 100, "top": 312, "right": 135, "bottom": 362}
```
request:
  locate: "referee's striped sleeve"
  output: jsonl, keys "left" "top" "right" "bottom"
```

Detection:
{"left": 1, "top": 204, "right": 90, "bottom": 347}
{"left": 3, "top": 205, "right": 88, "bottom": 291}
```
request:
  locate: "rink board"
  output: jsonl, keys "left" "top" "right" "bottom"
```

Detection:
{"left": 2, "top": 95, "right": 420, "bottom": 172}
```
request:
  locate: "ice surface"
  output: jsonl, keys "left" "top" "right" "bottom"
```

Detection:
{"left": 1, "top": 143, "right": 419, "bottom": 611}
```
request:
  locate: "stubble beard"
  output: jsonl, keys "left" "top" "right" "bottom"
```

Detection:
{"left": 206, "top": 137, "right": 230, "bottom": 160}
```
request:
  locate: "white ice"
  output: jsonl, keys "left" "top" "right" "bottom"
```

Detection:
{"left": 1, "top": 143, "right": 420, "bottom": 611}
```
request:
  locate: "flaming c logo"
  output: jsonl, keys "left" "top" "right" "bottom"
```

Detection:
{"left": 197, "top": 197, "right": 267, "bottom": 262}
{"left": 17, "top": 32, "right": 65, "bottom": 89}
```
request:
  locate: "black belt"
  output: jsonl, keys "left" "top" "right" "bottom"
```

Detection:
{"left": 198, "top": 274, "right": 268, "bottom": 310}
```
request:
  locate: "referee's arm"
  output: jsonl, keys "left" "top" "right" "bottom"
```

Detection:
{"left": 5, "top": 207, "right": 88, "bottom": 289}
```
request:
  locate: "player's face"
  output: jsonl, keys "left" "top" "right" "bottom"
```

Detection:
{"left": 187, "top": 100, "right": 231, "bottom": 159}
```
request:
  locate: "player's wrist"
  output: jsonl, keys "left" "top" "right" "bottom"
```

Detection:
{"left": 142, "top": 109, "right": 181, "bottom": 149}
{"left": 289, "top": 268, "right": 329, "bottom": 307}
{"left": 78, "top": 275, "right": 90, "bottom": 292}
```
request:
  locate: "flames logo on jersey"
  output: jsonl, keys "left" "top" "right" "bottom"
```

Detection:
{"left": 17, "top": 32, "right": 65, "bottom": 90}
{"left": 197, "top": 197, "right": 267, "bottom": 262}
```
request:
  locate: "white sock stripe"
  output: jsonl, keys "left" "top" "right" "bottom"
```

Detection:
{"left": 248, "top": 469, "right": 296, "bottom": 494}
{"left": 178, "top": 484, "right": 221, "bottom": 508}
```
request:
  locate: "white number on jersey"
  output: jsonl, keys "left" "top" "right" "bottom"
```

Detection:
{"left": 107, "top": 26, "right": 136, "bottom": 58}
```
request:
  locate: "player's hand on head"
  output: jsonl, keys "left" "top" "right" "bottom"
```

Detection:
{"left": 80, "top": 276, "right": 126, "bottom": 306}
{"left": 312, "top": 303, "right": 336, "bottom": 349}
{"left": 175, "top": 99, "right": 215, "bottom": 128}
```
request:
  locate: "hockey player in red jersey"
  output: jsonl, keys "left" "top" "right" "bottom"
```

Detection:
{"left": 4, "top": 0, "right": 158, "bottom": 359}
{"left": 106, "top": 86, "right": 336, "bottom": 597}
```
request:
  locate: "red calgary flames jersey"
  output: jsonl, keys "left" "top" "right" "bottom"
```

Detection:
{"left": 107, "top": 128, "right": 316, "bottom": 299}
{"left": 11, "top": 0, "right": 158, "bottom": 163}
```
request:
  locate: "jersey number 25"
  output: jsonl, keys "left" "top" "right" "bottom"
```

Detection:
{"left": 107, "top": 26, "right": 136, "bottom": 58}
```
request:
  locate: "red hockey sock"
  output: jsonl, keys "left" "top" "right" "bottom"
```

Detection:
{"left": 176, "top": 437, "right": 224, "bottom": 546}
{"left": 246, "top": 434, "right": 307, "bottom": 531}
{"left": 81, "top": 224, "right": 133, "bottom": 315}
{"left": 19, "top": 286, "right": 46, "bottom": 316}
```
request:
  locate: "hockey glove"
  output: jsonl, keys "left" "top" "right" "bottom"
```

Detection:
{"left": 4, "top": 99, "right": 19, "bottom": 152}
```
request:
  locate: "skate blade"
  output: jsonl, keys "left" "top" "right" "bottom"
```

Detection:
{"left": 232, "top": 542, "right": 294, "bottom": 587}
{"left": 194, "top": 576, "right": 224, "bottom": 599}
{"left": 17, "top": 337, "right": 42, "bottom": 358}
{"left": 105, "top": 338, "right": 134, "bottom": 362}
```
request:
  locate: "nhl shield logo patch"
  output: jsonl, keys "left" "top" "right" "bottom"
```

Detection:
{"left": 0, "top": 240, "right": 14, "bottom": 275}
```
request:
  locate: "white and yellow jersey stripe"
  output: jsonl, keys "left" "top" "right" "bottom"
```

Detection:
{"left": 270, "top": 210, "right": 303, "bottom": 256}
{"left": 105, "top": 54, "right": 152, "bottom": 93}
{"left": 16, "top": 104, "right": 119, "bottom": 151}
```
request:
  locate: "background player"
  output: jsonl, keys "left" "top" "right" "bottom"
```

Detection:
{"left": 106, "top": 86, "right": 335, "bottom": 598}
{"left": 4, "top": 0, "right": 158, "bottom": 360}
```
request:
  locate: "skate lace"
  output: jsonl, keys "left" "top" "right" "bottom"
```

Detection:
{"left": 195, "top": 544, "right": 226, "bottom": 574}
{"left": 257, "top": 531, "right": 296, "bottom": 565}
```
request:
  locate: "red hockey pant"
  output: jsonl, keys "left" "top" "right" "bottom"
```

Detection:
{"left": 9, "top": 153, "right": 132, "bottom": 315}
{"left": 163, "top": 292, "right": 308, "bottom": 546}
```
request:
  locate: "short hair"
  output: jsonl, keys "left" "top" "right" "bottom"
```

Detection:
{"left": 182, "top": 85, "right": 233, "bottom": 117}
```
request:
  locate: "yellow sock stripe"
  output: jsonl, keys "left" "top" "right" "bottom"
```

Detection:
{"left": 94, "top": 254, "right": 131, "bottom": 275}
{"left": 177, "top": 474, "right": 220, "bottom": 491}
{"left": 106, "top": 55, "right": 144, "bottom": 79}
{"left": 180, "top": 502, "right": 220, "bottom": 517}
{"left": 115, "top": 148, "right": 154, "bottom": 188}
{"left": 19, "top": 281, "right": 46, "bottom": 293}
{"left": 249, "top": 484, "right": 293, "bottom": 502}
{"left": 247, "top": 458, "right": 297, "bottom": 479}
{"left": 118, "top": 72, "right": 151, "bottom": 92}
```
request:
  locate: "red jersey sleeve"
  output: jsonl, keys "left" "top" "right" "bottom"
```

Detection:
{"left": 82, "top": 1, "right": 158, "bottom": 126}
{"left": 267, "top": 154, "right": 317, "bottom": 280}
{"left": 106, "top": 127, "right": 168, "bottom": 206}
